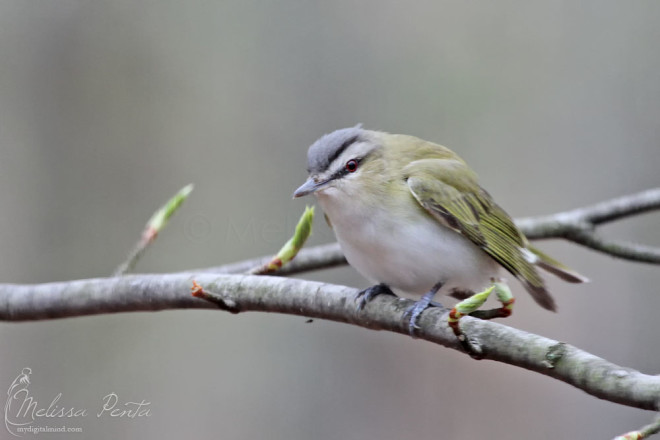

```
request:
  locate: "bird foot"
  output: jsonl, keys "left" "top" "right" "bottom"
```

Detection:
{"left": 355, "top": 283, "right": 396, "bottom": 311}
{"left": 401, "top": 282, "right": 443, "bottom": 337}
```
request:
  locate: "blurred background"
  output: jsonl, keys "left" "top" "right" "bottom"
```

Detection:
{"left": 0, "top": 1, "right": 659, "bottom": 439}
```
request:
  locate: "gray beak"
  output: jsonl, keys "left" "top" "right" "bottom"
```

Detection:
{"left": 293, "top": 178, "right": 327, "bottom": 198}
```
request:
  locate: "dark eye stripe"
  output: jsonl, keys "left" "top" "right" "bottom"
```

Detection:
{"left": 326, "top": 135, "right": 359, "bottom": 168}
{"left": 328, "top": 157, "right": 362, "bottom": 182}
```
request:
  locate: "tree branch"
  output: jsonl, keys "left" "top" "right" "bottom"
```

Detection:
{"left": 0, "top": 273, "right": 658, "bottom": 412}
{"left": 517, "top": 188, "right": 660, "bottom": 264}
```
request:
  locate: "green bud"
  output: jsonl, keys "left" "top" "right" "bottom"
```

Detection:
{"left": 251, "top": 206, "right": 315, "bottom": 274}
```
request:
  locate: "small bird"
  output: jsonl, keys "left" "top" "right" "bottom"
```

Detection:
{"left": 293, "top": 125, "right": 587, "bottom": 342}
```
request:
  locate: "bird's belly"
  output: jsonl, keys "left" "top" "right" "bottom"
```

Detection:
{"left": 327, "top": 208, "right": 499, "bottom": 298}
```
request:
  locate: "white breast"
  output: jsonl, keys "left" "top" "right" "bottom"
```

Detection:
{"left": 316, "top": 188, "right": 499, "bottom": 299}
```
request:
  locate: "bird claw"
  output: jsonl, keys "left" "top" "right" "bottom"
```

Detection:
{"left": 355, "top": 283, "right": 395, "bottom": 311}
{"left": 401, "top": 282, "right": 444, "bottom": 337}
{"left": 402, "top": 302, "right": 428, "bottom": 336}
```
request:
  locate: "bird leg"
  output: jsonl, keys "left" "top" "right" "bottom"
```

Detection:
{"left": 355, "top": 283, "right": 396, "bottom": 311}
{"left": 402, "top": 282, "right": 444, "bottom": 337}
{"left": 448, "top": 280, "right": 515, "bottom": 356}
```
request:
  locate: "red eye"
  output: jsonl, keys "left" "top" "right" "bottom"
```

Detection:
{"left": 345, "top": 159, "right": 358, "bottom": 173}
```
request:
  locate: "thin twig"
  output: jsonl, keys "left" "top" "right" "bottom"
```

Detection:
{"left": 517, "top": 188, "right": 660, "bottom": 264}
{"left": 614, "top": 414, "right": 660, "bottom": 440}
{"left": 113, "top": 241, "right": 151, "bottom": 278}
{"left": 0, "top": 273, "right": 658, "bottom": 412}
{"left": 563, "top": 227, "right": 660, "bottom": 264}
{"left": 113, "top": 184, "right": 194, "bottom": 276}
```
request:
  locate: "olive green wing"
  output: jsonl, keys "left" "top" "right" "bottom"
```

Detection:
{"left": 404, "top": 158, "right": 556, "bottom": 311}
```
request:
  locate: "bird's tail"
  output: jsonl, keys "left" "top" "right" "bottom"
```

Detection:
{"left": 525, "top": 244, "right": 589, "bottom": 284}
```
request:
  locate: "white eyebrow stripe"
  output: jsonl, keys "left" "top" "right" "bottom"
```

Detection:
{"left": 323, "top": 141, "right": 375, "bottom": 177}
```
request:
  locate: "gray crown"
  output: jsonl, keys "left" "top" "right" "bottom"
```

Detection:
{"left": 307, "top": 125, "right": 364, "bottom": 174}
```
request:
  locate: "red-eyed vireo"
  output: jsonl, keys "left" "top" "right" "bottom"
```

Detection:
{"left": 293, "top": 126, "right": 587, "bottom": 342}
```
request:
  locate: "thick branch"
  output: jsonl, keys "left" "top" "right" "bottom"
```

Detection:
{"left": 0, "top": 273, "right": 658, "bottom": 411}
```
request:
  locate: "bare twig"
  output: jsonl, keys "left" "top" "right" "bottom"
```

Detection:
{"left": 114, "top": 184, "right": 194, "bottom": 276}
{"left": 0, "top": 273, "right": 659, "bottom": 412}
{"left": 517, "top": 188, "right": 660, "bottom": 264}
